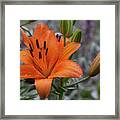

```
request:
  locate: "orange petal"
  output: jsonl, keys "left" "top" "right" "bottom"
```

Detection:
{"left": 20, "top": 50, "right": 32, "bottom": 64}
{"left": 20, "top": 49, "right": 46, "bottom": 75}
{"left": 49, "top": 60, "right": 83, "bottom": 78}
{"left": 35, "top": 79, "right": 53, "bottom": 99}
{"left": 59, "top": 42, "right": 80, "bottom": 62}
{"left": 34, "top": 28, "right": 59, "bottom": 73}
{"left": 33, "top": 23, "right": 49, "bottom": 39}
{"left": 57, "top": 37, "right": 70, "bottom": 48}
{"left": 29, "top": 36, "right": 38, "bottom": 50}
{"left": 20, "top": 29, "right": 32, "bottom": 48}
{"left": 20, "top": 65, "right": 45, "bottom": 79}
{"left": 33, "top": 24, "right": 60, "bottom": 75}
{"left": 58, "top": 37, "right": 70, "bottom": 46}
{"left": 56, "top": 37, "right": 70, "bottom": 59}
{"left": 46, "top": 30, "right": 59, "bottom": 70}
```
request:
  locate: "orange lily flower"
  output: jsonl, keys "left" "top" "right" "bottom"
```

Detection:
{"left": 20, "top": 23, "right": 83, "bottom": 99}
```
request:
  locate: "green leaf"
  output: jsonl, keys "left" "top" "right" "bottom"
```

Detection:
{"left": 70, "top": 28, "right": 81, "bottom": 43}
{"left": 59, "top": 86, "right": 67, "bottom": 92}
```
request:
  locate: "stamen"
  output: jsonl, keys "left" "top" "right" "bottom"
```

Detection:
{"left": 30, "top": 50, "right": 34, "bottom": 57}
{"left": 58, "top": 36, "right": 61, "bottom": 42}
{"left": 56, "top": 34, "right": 59, "bottom": 39}
{"left": 55, "top": 34, "right": 61, "bottom": 42}
{"left": 39, "top": 52, "right": 42, "bottom": 59}
{"left": 44, "top": 41, "right": 46, "bottom": 49}
{"left": 29, "top": 44, "right": 33, "bottom": 51}
{"left": 36, "top": 39, "right": 40, "bottom": 48}
{"left": 45, "top": 48, "right": 48, "bottom": 55}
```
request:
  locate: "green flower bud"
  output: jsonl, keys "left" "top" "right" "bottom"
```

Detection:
{"left": 59, "top": 20, "right": 74, "bottom": 37}
{"left": 70, "top": 29, "right": 81, "bottom": 42}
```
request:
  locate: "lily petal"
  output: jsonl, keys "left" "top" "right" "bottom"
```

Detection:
{"left": 20, "top": 50, "right": 46, "bottom": 75}
{"left": 49, "top": 60, "right": 83, "bottom": 78}
{"left": 20, "top": 50, "right": 32, "bottom": 64}
{"left": 35, "top": 29, "right": 59, "bottom": 74}
{"left": 59, "top": 42, "right": 80, "bottom": 61}
{"left": 20, "top": 65, "right": 45, "bottom": 79}
{"left": 33, "top": 24, "right": 60, "bottom": 75}
{"left": 20, "top": 29, "right": 32, "bottom": 48}
{"left": 35, "top": 79, "right": 53, "bottom": 99}
{"left": 34, "top": 23, "right": 49, "bottom": 39}
{"left": 46, "top": 30, "right": 59, "bottom": 70}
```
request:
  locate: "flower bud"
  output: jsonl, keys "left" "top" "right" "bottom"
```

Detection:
{"left": 59, "top": 20, "right": 74, "bottom": 37}
{"left": 89, "top": 53, "right": 100, "bottom": 77}
{"left": 70, "top": 29, "right": 81, "bottom": 42}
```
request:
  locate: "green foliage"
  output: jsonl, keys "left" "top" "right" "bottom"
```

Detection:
{"left": 70, "top": 29, "right": 81, "bottom": 42}
{"left": 80, "top": 90, "right": 93, "bottom": 100}
{"left": 20, "top": 80, "right": 38, "bottom": 100}
{"left": 59, "top": 20, "right": 74, "bottom": 37}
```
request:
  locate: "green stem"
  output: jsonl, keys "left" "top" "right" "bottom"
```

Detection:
{"left": 63, "top": 76, "right": 90, "bottom": 88}
{"left": 59, "top": 78, "right": 64, "bottom": 100}
{"left": 52, "top": 82, "right": 58, "bottom": 91}
{"left": 64, "top": 35, "right": 66, "bottom": 46}
{"left": 52, "top": 81, "right": 63, "bottom": 100}
{"left": 51, "top": 91, "right": 60, "bottom": 95}
{"left": 59, "top": 86, "right": 67, "bottom": 92}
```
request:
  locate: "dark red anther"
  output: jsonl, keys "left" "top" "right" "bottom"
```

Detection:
{"left": 39, "top": 52, "right": 42, "bottom": 59}
{"left": 56, "top": 34, "right": 61, "bottom": 42}
{"left": 30, "top": 50, "right": 34, "bottom": 57}
{"left": 58, "top": 36, "right": 61, "bottom": 42}
{"left": 45, "top": 48, "right": 48, "bottom": 55}
{"left": 36, "top": 39, "right": 40, "bottom": 48}
{"left": 44, "top": 41, "right": 46, "bottom": 49}
{"left": 56, "top": 34, "right": 59, "bottom": 39}
{"left": 29, "top": 44, "right": 33, "bottom": 51}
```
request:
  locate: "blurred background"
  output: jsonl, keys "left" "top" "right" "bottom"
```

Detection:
{"left": 20, "top": 20, "right": 100, "bottom": 100}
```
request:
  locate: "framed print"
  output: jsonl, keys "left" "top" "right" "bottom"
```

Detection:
{"left": 0, "top": 0, "right": 119, "bottom": 119}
